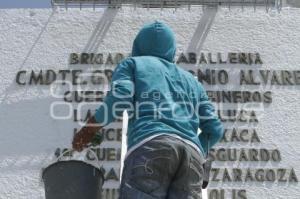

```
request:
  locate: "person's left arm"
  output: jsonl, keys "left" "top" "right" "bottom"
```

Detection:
{"left": 72, "top": 58, "right": 135, "bottom": 151}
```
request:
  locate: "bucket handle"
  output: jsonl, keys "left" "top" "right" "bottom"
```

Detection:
{"left": 40, "top": 145, "right": 103, "bottom": 185}
{"left": 56, "top": 144, "right": 103, "bottom": 171}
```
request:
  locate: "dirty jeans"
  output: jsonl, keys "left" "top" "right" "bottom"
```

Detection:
{"left": 119, "top": 134, "right": 205, "bottom": 199}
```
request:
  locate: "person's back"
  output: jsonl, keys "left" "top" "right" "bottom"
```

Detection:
{"left": 98, "top": 21, "right": 224, "bottom": 157}
{"left": 127, "top": 55, "right": 207, "bottom": 155}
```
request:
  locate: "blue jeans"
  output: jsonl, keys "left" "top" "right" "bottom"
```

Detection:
{"left": 119, "top": 134, "right": 205, "bottom": 199}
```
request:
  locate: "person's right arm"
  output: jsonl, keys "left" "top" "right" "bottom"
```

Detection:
{"left": 197, "top": 82, "right": 224, "bottom": 155}
{"left": 72, "top": 58, "right": 135, "bottom": 151}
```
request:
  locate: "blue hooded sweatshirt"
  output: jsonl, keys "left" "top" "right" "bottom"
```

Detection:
{"left": 95, "top": 21, "right": 223, "bottom": 156}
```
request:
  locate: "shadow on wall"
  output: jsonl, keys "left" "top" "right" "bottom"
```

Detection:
{"left": 0, "top": 8, "right": 120, "bottom": 157}
{"left": 287, "top": 0, "right": 300, "bottom": 8}
{"left": 0, "top": 10, "right": 55, "bottom": 105}
{"left": 186, "top": 6, "right": 217, "bottom": 53}
{"left": 83, "top": 8, "right": 118, "bottom": 53}
{"left": 0, "top": 8, "right": 118, "bottom": 105}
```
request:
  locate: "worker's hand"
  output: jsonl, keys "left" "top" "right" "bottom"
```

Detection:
{"left": 72, "top": 116, "right": 102, "bottom": 152}
{"left": 72, "top": 131, "right": 92, "bottom": 152}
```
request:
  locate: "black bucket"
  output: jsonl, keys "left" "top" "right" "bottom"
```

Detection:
{"left": 42, "top": 151, "right": 104, "bottom": 199}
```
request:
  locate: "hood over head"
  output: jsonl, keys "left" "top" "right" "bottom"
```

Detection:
{"left": 131, "top": 21, "right": 176, "bottom": 62}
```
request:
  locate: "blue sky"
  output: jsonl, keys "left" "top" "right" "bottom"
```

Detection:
{"left": 0, "top": 0, "right": 50, "bottom": 8}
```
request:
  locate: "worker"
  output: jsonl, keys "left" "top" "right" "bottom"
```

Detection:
{"left": 72, "top": 21, "right": 224, "bottom": 199}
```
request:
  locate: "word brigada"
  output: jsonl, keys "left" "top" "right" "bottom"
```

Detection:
{"left": 69, "top": 52, "right": 263, "bottom": 65}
